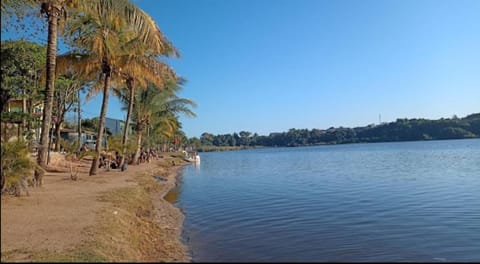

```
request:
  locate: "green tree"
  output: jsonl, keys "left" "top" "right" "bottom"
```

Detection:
{"left": 1, "top": 39, "right": 46, "bottom": 139}
{"left": 1, "top": 0, "right": 79, "bottom": 168}
{"left": 239, "top": 131, "right": 251, "bottom": 146}
{"left": 35, "top": 0, "right": 82, "bottom": 169}
{"left": 200, "top": 132, "right": 214, "bottom": 146}
{"left": 60, "top": 0, "right": 179, "bottom": 175}
{"left": 52, "top": 71, "right": 85, "bottom": 151}
{"left": 113, "top": 56, "right": 177, "bottom": 168}
{"left": 81, "top": 117, "right": 99, "bottom": 132}
{"left": 127, "top": 82, "right": 195, "bottom": 164}
{"left": 188, "top": 137, "right": 201, "bottom": 149}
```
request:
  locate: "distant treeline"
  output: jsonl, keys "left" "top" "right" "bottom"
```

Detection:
{"left": 193, "top": 113, "right": 480, "bottom": 150}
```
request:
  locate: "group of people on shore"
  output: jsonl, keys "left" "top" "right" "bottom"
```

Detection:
{"left": 98, "top": 151, "right": 126, "bottom": 171}
{"left": 137, "top": 147, "right": 161, "bottom": 164}
{"left": 79, "top": 143, "right": 188, "bottom": 170}
{"left": 96, "top": 147, "right": 165, "bottom": 170}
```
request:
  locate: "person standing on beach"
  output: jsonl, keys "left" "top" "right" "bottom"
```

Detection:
{"left": 81, "top": 143, "right": 89, "bottom": 153}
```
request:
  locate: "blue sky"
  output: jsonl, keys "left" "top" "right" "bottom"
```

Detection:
{"left": 4, "top": 0, "right": 480, "bottom": 138}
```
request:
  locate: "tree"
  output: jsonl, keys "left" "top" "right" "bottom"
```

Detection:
{"left": 188, "top": 137, "right": 201, "bottom": 149}
{"left": 1, "top": 0, "right": 73, "bottom": 168}
{"left": 58, "top": 0, "right": 178, "bottom": 175}
{"left": 200, "top": 132, "right": 214, "bottom": 146}
{"left": 52, "top": 72, "right": 84, "bottom": 151}
{"left": 35, "top": 0, "right": 82, "bottom": 169}
{"left": 113, "top": 55, "right": 177, "bottom": 168}
{"left": 239, "top": 131, "right": 251, "bottom": 146}
{"left": 81, "top": 117, "right": 99, "bottom": 132}
{"left": 2, "top": 0, "right": 83, "bottom": 168}
{"left": 0, "top": 39, "right": 46, "bottom": 133}
{"left": 151, "top": 82, "right": 196, "bottom": 148}
{"left": 127, "top": 82, "right": 196, "bottom": 164}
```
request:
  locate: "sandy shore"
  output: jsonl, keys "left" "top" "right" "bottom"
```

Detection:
{"left": 1, "top": 152, "right": 191, "bottom": 262}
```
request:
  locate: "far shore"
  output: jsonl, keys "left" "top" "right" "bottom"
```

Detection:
{"left": 1, "top": 151, "right": 191, "bottom": 262}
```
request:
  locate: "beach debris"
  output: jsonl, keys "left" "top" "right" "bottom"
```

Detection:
{"left": 154, "top": 175, "right": 167, "bottom": 182}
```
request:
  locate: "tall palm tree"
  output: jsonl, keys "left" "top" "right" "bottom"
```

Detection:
{"left": 61, "top": 0, "right": 178, "bottom": 175}
{"left": 36, "top": 0, "right": 81, "bottom": 168}
{"left": 152, "top": 93, "right": 196, "bottom": 151}
{"left": 1, "top": 0, "right": 72, "bottom": 168}
{"left": 149, "top": 111, "right": 181, "bottom": 150}
{"left": 113, "top": 55, "right": 177, "bottom": 168}
{"left": 127, "top": 81, "right": 196, "bottom": 164}
{"left": 1, "top": 0, "right": 76, "bottom": 169}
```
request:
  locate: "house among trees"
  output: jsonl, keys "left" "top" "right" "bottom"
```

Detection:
{"left": 59, "top": 128, "right": 105, "bottom": 150}
{"left": 2, "top": 98, "right": 44, "bottom": 144}
{"left": 55, "top": 117, "right": 134, "bottom": 150}
{"left": 104, "top": 117, "right": 135, "bottom": 136}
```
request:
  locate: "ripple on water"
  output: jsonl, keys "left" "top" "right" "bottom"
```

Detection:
{"left": 176, "top": 139, "right": 480, "bottom": 262}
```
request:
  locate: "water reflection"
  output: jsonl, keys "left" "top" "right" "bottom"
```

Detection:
{"left": 192, "top": 161, "right": 201, "bottom": 171}
{"left": 164, "top": 173, "right": 186, "bottom": 204}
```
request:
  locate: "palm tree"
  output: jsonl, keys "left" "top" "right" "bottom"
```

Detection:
{"left": 113, "top": 55, "right": 177, "bottom": 168}
{"left": 36, "top": 0, "right": 81, "bottom": 169}
{"left": 60, "top": 0, "right": 178, "bottom": 175}
{"left": 152, "top": 93, "right": 196, "bottom": 151}
{"left": 1, "top": 0, "right": 74, "bottom": 168}
{"left": 127, "top": 81, "right": 196, "bottom": 164}
{"left": 149, "top": 111, "right": 182, "bottom": 151}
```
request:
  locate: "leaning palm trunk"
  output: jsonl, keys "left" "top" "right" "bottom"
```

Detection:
{"left": 132, "top": 121, "right": 145, "bottom": 165}
{"left": 89, "top": 75, "right": 110, "bottom": 175}
{"left": 37, "top": 8, "right": 59, "bottom": 168}
{"left": 132, "top": 128, "right": 143, "bottom": 165}
{"left": 119, "top": 78, "right": 135, "bottom": 168}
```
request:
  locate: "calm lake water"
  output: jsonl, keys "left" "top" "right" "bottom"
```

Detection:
{"left": 167, "top": 139, "right": 480, "bottom": 262}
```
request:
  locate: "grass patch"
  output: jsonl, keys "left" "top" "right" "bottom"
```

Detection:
{"left": 84, "top": 171, "right": 171, "bottom": 262}
{"left": 31, "top": 242, "right": 108, "bottom": 262}
{"left": 1, "top": 242, "right": 108, "bottom": 262}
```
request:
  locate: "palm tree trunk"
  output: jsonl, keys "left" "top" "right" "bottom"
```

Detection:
{"left": 37, "top": 6, "right": 59, "bottom": 168}
{"left": 89, "top": 75, "right": 110, "bottom": 175}
{"left": 133, "top": 129, "right": 143, "bottom": 165}
{"left": 54, "top": 121, "right": 61, "bottom": 151}
{"left": 77, "top": 88, "right": 82, "bottom": 149}
{"left": 54, "top": 109, "right": 66, "bottom": 151}
{"left": 119, "top": 78, "right": 134, "bottom": 168}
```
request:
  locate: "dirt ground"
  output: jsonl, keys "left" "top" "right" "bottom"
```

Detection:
{"left": 1, "top": 152, "right": 190, "bottom": 262}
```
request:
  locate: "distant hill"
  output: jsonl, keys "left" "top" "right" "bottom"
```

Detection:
{"left": 196, "top": 113, "right": 480, "bottom": 149}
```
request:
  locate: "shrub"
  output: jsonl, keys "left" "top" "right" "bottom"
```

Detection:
{"left": 1, "top": 139, "right": 39, "bottom": 195}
